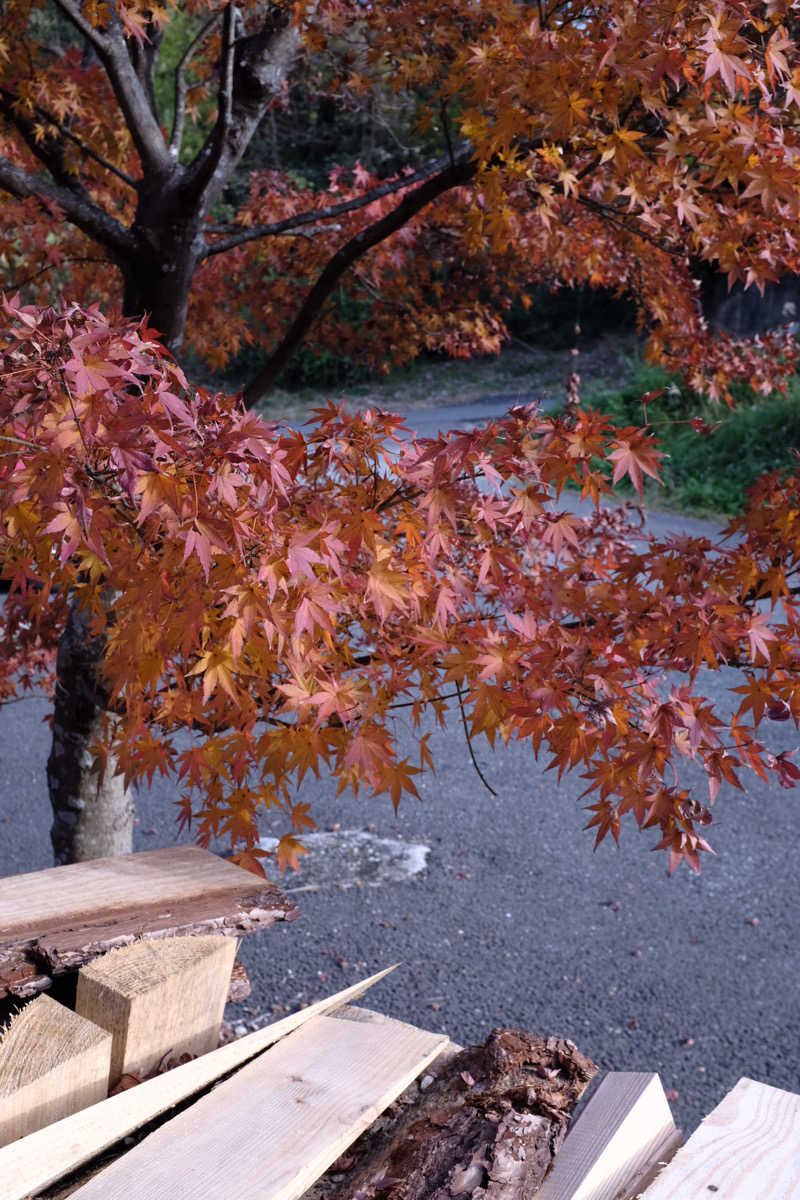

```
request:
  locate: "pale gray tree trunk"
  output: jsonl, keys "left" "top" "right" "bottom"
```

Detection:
{"left": 47, "top": 603, "right": 134, "bottom": 864}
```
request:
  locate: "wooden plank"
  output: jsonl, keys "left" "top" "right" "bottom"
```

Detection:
{"left": 0, "top": 965, "right": 397, "bottom": 1200}
{"left": 536, "top": 1072, "right": 680, "bottom": 1200}
{"left": 642, "top": 1077, "right": 800, "bottom": 1198}
{"left": 0, "top": 846, "right": 298, "bottom": 999}
{"left": 70, "top": 1005, "right": 448, "bottom": 1200}
{"left": 76, "top": 935, "right": 238, "bottom": 1087}
{"left": 0, "top": 994, "right": 112, "bottom": 1146}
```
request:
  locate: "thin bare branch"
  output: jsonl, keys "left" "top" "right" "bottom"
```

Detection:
{"left": 32, "top": 104, "right": 138, "bottom": 188}
{"left": 4, "top": 255, "right": 112, "bottom": 292}
{"left": 170, "top": 11, "right": 222, "bottom": 158}
{"left": 455, "top": 680, "right": 498, "bottom": 797}
{"left": 203, "top": 151, "right": 468, "bottom": 259}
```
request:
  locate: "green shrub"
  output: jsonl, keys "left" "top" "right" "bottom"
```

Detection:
{"left": 580, "top": 363, "right": 800, "bottom": 516}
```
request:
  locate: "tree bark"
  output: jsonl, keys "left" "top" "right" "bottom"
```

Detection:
{"left": 306, "top": 1029, "right": 597, "bottom": 1200}
{"left": 47, "top": 602, "right": 134, "bottom": 865}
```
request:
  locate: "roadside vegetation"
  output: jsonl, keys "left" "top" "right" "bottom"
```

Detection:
{"left": 237, "top": 295, "right": 800, "bottom": 519}
{"left": 577, "top": 362, "right": 800, "bottom": 517}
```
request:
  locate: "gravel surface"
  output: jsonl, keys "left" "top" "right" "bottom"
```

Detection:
{"left": 1, "top": 403, "right": 798, "bottom": 1139}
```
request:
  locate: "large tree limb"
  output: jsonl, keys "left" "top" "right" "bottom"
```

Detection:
{"left": 51, "top": 0, "right": 171, "bottom": 176}
{"left": 184, "top": 4, "right": 303, "bottom": 210}
{"left": 241, "top": 154, "right": 477, "bottom": 404}
{"left": 202, "top": 151, "right": 470, "bottom": 257}
{"left": 0, "top": 155, "right": 140, "bottom": 260}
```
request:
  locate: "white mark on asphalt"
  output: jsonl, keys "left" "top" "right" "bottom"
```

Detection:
{"left": 259, "top": 829, "right": 430, "bottom": 891}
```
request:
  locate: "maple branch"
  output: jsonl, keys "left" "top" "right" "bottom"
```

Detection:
{"left": 170, "top": 11, "right": 222, "bottom": 158}
{"left": 3, "top": 256, "right": 111, "bottom": 292}
{"left": 51, "top": 0, "right": 171, "bottom": 175}
{"left": 455, "top": 680, "right": 498, "bottom": 797}
{"left": 216, "top": 4, "right": 237, "bottom": 153}
{"left": 440, "top": 102, "right": 455, "bottom": 168}
{"left": 184, "top": 4, "right": 303, "bottom": 209}
{"left": 577, "top": 195, "right": 684, "bottom": 258}
{"left": 28, "top": 101, "right": 138, "bottom": 189}
{"left": 127, "top": 17, "right": 163, "bottom": 119}
{"left": 242, "top": 153, "right": 478, "bottom": 403}
{"left": 0, "top": 154, "right": 140, "bottom": 260}
{"left": 0, "top": 87, "right": 88, "bottom": 193}
{"left": 202, "top": 152, "right": 468, "bottom": 258}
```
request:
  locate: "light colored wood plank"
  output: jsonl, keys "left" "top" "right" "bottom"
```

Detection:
{"left": 76, "top": 935, "right": 238, "bottom": 1087}
{"left": 70, "top": 1006, "right": 448, "bottom": 1200}
{"left": 0, "top": 847, "right": 259, "bottom": 939}
{"left": 536, "top": 1072, "right": 679, "bottom": 1200}
{"left": 0, "top": 965, "right": 397, "bottom": 1200}
{"left": 0, "top": 995, "right": 112, "bottom": 1147}
{"left": 642, "top": 1077, "right": 800, "bottom": 1198}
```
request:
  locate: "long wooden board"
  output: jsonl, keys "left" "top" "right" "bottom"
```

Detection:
{"left": 643, "top": 1076, "right": 800, "bottom": 1198}
{"left": 536, "top": 1073, "right": 680, "bottom": 1200}
{"left": 0, "top": 966, "right": 397, "bottom": 1200}
{"left": 70, "top": 1006, "right": 448, "bottom": 1200}
{"left": 0, "top": 846, "right": 297, "bottom": 998}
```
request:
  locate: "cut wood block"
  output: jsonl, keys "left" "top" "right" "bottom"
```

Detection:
{"left": 0, "top": 846, "right": 298, "bottom": 999}
{"left": 0, "top": 994, "right": 112, "bottom": 1147}
{"left": 0, "top": 965, "right": 397, "bottom": 1200}
{"left": 69, "top": 1005, "right": 448, "bottom": 1200}
{"left": 76, "top": 935, "right": 238, "bottom": 1087}
{"left": 536, "top": 1072, "right": 681, "bottom": 1200}
{"left": 642, "top": 1076, "right": 800, "bottom": 1198}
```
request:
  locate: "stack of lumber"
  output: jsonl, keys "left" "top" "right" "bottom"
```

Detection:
{"left": 0, "top": 845, "right": 298, "bottom": 1001}
{"left": 1, "top": 850, "right": 799, "bottom": 1198}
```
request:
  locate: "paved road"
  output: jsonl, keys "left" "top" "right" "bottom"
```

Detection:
{"left": 1, "top": 401, "right": 798, "bottom": 1137}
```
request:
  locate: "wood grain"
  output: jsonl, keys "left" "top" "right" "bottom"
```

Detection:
{"left": 69, "top": 1006, "right": 448, "bottom": 1200}
{"left": 642, "top": 1076, "right": 800, "bottom": 1198}
{"left": 0, "top": 994, "right": 112, "bottom": 1146}
{"left": 536, "top": 1072, "right": 680, "bottom": 1200}
{"left": 76, "top": 935, "right": 238, "bottom": 1086}
{"left": 0, "top": 847, "right": 297, "bottom": 999}
{"left": 0, "top": 965, "right": 397, "bottom": 1200}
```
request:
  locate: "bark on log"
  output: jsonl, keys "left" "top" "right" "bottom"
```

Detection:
{"left": 0, "top": 886, "right": 296, "bottom": 1002}
{"left": 303, "top": 1029, "right": 597, "bottom": 1200}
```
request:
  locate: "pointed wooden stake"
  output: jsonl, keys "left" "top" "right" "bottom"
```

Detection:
{"left": 0, "top": 994, "right": 112, "bottom": 1147}
{"left": 0, "top": 964, "right": 398, "bottom": 1200}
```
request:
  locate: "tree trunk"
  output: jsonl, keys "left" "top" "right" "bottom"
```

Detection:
{"left": 46, "top": 234, "right": 199, "bottom": 865}
{"left": 47, "top": 602, "right": 134, "bottom": 865}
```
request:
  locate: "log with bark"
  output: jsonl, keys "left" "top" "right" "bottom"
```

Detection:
{"left": 0, "top": 847, "right": 297, "bottom": 1005}
{"left": 303, "top": 1028, "right": 597, "bottom": 1200}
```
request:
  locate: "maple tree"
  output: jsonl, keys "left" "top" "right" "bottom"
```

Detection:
{"left": 3, "top": 2, "right": 800, "bottom": 868}
{"left": 3, "top": 296, "right": 800, "bottom": 877}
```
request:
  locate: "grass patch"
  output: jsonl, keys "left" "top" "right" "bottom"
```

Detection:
{"left": 575, "top": 363, "right": 800, "bottom": 517}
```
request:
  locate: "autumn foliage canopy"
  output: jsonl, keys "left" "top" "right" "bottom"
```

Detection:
{"left": 3, "top": 296, "right": 800, "bottom": 875}
{"left": 2, "top": 2, "right": 800, "bottom": 872}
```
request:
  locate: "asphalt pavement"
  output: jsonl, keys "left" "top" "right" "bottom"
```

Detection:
{"left": 1, "top": 399, "right": 798, "bottom": 1137}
